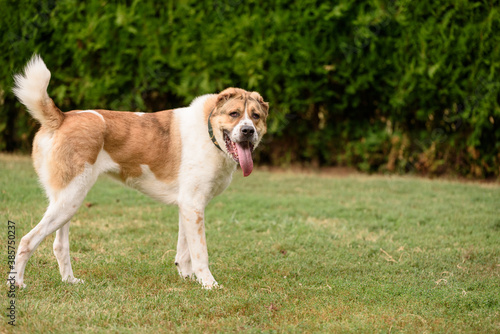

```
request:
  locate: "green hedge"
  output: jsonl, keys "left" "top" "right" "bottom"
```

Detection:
{"left": 1, "top": 0, "right": 499, "bottom": 178}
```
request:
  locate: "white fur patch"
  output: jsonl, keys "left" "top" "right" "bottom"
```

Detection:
{"left": 76, "top": 110, "right": 105, "bottom": 122}
{"left": 124, "top": 165, "right": 179, "bottom": 204}
{"left": 12, "top": 54, "right": 51, "bottom": 123}
{"left": 36, "top": 132, "right": 55, "bottom": 200}
{"left": 94, "top": 149, "right": 120, "bottom": 175}
{"left": 176, "top": 95, "right": 237, "bottom": 205}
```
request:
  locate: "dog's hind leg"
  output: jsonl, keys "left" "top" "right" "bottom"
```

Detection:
{"left": 11, "top": 168, "right": 97, "bottom": 288}
{"left": 53, "top": 222, "right": 82, "bottom": 284}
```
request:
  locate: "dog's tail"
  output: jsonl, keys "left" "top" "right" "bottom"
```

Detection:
{"left": 13, "top": 54, "right": 64, "bottom": 130}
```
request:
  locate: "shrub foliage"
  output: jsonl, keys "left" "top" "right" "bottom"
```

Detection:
{"left": 1, "top": 0, "right": 499, "bottom": 178}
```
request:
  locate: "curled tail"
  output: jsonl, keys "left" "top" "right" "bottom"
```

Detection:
{"left": 13, "top": 54, "right": 64, "bottom": 130}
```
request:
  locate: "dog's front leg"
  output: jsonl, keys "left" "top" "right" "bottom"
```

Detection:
{"left": 175, "top": 211, "right": 194, "bottom": 279}
{"left": 177, "top": 205, "right": 218, "bottom": 289}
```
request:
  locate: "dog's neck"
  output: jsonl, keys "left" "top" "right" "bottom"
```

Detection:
{"left": 207, "top": 107, "right": 223, "bottom": 152}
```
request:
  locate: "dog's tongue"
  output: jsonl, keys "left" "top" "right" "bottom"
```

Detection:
{"left": 235, "top": 142, "right": 253, "bottom": 177}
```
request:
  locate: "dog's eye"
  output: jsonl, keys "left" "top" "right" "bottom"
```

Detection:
{"left": 229, "top": 112, "right": 239, "bottom": 118}
{"left": 252, "top": 113, "right": 260, "bottom": 120}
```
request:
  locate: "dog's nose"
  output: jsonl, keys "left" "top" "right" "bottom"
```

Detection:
{"left": 241, "top": 125, "right": 255, "bottom": 138}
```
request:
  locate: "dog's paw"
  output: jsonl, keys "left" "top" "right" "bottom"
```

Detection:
{"left": 62, "top": 276, "right": 84, "bottom": 284}
{"left": 10, "top": 281, "right": 26, "bottom": 289}
{"left": 16, "top": 282, "right": 27, "bottom": 289}
{"left": 7, "top": 278, "right": 26, "bottom": 289}
{"left": 196, "top": 271, "right": 219, "bottom": 290}
{"left": 178, "top": 271, "right": 196, "bottom": 281}
{"left": 175, "top": 261, "right": 194, "bottom": 280}
{"left": 202, "top": 281, "right": 221, "bottom": 290}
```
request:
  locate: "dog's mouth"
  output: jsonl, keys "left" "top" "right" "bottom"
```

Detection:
{"left": 224, "top": 131, "right": 254, "bottom": 177}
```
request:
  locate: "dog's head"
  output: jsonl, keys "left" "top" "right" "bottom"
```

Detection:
{"left": 209, "top": 88, "right": 269, "bottom": 177}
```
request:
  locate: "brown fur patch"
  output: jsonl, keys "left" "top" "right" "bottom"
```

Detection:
{"left": 246, "top": 98, "right": 268, "bottom": 137}
{"left": 34, "top": 108, "right": 181, "bottom": 190}
{"left": 195, "top": 213, "right": 203, "bottom": 225}
{"left": 40, "top": 98, "right": 65, "bottom": 129}
{"left": 196, "top": 212, "right": 204, "bottom": 235}
{"left": 98, "top": 110, "right": 181, "bottom": 182}
{"left": 47, "top": 112, "right": 105, "bottom": 189}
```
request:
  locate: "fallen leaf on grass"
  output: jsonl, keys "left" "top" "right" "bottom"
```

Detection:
{"left": 268, "top": 303, "right": 279, "bottom": 312}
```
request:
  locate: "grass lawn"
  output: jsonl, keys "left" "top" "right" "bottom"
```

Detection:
{"left": 1, "top": 154, "right": 499, "bottom": 333}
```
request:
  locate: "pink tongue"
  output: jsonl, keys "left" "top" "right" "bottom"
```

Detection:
{"left": 235, "top": 142, "right": 254, "bottom": 177}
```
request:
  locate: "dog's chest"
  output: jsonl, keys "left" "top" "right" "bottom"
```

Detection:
{"left": 210, "top": 164, "right": 235, "bottom": 198}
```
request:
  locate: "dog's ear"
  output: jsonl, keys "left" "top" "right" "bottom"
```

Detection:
{"left": 250, "top": 91, "right": 269, "bottom": 114}
{"left": 216, "top": 88, "right": 241, "bottom": 108}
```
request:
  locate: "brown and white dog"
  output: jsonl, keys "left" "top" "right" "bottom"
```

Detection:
{"left": 11, "top": 55, "right": 268, "bottom": 289}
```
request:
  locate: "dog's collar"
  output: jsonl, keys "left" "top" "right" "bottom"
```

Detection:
{"left": 208, "top": 108, "right": 223, "bottom": 152}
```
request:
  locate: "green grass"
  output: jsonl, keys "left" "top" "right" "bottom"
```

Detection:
{"left": 1, "top": 154, "right": 499, "bottom": 333}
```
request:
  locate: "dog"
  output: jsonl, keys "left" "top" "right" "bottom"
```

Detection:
{"left": 10, "top": 55, "right": 268, "bottom": 289}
